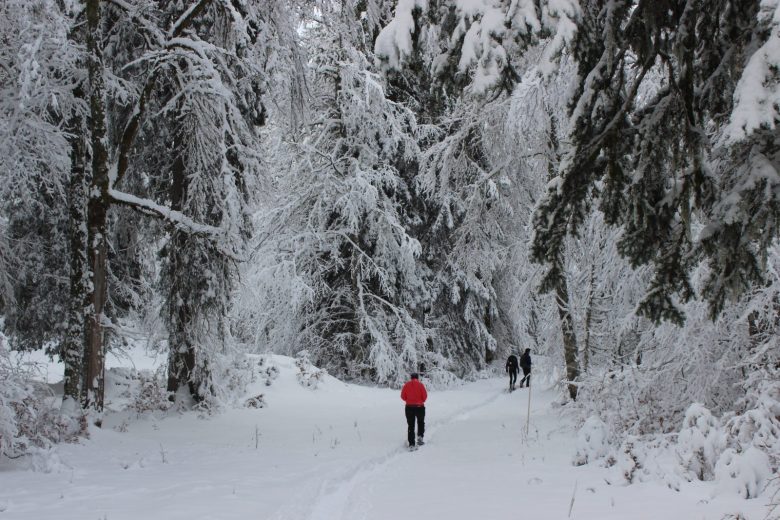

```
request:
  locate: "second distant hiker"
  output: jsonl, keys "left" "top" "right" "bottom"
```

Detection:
{"left": 519, "top": 348, "right": 532, "bottom": 388}
{"left": 401, "top": 372, "right": 427, "bottom": 449}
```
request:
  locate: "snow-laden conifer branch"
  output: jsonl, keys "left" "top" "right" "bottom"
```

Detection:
{"left": 108, "top": 189, "right": 223, "bottom": 237}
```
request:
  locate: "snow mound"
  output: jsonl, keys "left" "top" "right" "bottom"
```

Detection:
{"left": 676, "top": 403, "right": 725, "bottom": 481}
{"left": 715, "top": 446, "right": 772, "bottom": 499}
{"left": 573, "top": 415, "right": 609, "bottom": 466}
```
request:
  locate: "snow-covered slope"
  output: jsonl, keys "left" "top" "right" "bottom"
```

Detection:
{"left": 0, "top": 355, "right": 772, "bottom": 519}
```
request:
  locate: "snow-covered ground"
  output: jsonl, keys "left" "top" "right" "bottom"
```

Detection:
{"left": 0, "top": 353, "right": 774, "bottom": 520}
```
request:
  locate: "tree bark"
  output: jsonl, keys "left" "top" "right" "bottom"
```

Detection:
{"left": 582, "top": 264, "right": 595, "bottom": 373}
{"left": 63, "top": 99, "right": 88, "bottom": 408}
{"left": 165, "top": 146, "right": 200, "bottom": 401}
{"left": 546, "top": 113, "right": 580, "bottom": 400}
{"left": 555, "top": 271, "right": 580, "bottom": 400}
{"left": 82, "top": 0, "right": 110, "bottom": 414}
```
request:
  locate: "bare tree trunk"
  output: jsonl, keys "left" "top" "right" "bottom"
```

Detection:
{"left": 63, "top": 101, "right": 87, "bottom": 408}
{"left": 165, "top": 148, "right": 200, "bottom": 401}
{"left": 82, "top": 0, "right": 109, "bottom": 415}
{"left": 546, "top": 112, "right": 580, "bottom": 400}
{"left": 582, "top": 264, "right": 595, "bottom": 373}
{"left": 555, "top": 271, "right": 580, "bottom": 400}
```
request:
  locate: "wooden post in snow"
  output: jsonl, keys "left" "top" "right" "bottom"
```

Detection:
{"left": 525, "top": 380, "right": 531, "bottom": 437}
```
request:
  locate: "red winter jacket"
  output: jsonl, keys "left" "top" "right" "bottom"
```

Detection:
{"left": 401, "top": 379, "right": 427, "bottom": 407}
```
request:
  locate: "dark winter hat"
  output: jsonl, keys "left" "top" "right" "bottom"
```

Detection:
{"left": 410, "top": 372, "right": 419, "bottom": 379}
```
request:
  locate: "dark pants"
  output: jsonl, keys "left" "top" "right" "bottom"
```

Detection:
{"left": 405, "top": 406, "right": 425, "bottom": 446}
{"left": 508, "top": 369, "right": 518, "bottom": 388}
{"left": 519, "top": 367, "right": 531, "bottom": 387}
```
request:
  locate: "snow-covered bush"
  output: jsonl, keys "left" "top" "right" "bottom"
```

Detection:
{"left": 295, "top": 351, "right": 325, "bottom": 390}
{"left": 709, "top": 378, "right": 780, "bottom": 498}
{"left": 132, "top": 373, "right": 172, "bottom": 415}
{"left": 164, "top": 351, "right": 259, "bottom": 413}
{"left": 715, "top": 446, "right": 772, "bottom": 499}
{"left": 0, "top": 338, "right": 79, "bottom": 460}
{"left": 194, "top": 352, "right": 258, "bottom": 410}
{"left": 668, "top": 382, "right": 780, "bottom": 498}
{"left": 0, "top": 378, "right": 19, "bottom": 458}
{"left": 257, "top": 356, "right": 279, "bottom": 387}
{"left": 573, "top": 416, "right": 610, "bottom": 466}
{"left": 244, "top": 394, "right": 266, "bottom": 409}
{"left": 676, "top": 403, "right": 726, "bottom": 481}
{"left": 725, "top": 380, "right": 780, "bottom": 465}
{"left": 606, "top": 438, "right": 651, "bottom": 485}
{"left": 575, "top": 368, "right": 678, "bottom": 437}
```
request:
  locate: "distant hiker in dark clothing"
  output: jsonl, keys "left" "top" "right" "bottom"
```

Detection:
{"left": 401, "top": 373, "right": 427, "bottom": 449}
{"left": 506, "top": 354, "right": 519, "bottom": 391}
{"left": 519, "top": 348, "right": 532, "bottom": 388}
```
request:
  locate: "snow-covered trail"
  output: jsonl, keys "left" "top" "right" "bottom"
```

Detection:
{"left": 305, "top": 383, "right": 534, "bottom": 520}
{"left": 304, "top": 382, "right": 767, "bottom": 520}
{"left": 0, "top": 357, "right": 771, "bottom": 519}
{"left": 305, "top": 380, "right": 509, "bottom": 520}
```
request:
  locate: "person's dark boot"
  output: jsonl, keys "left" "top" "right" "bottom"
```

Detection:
{"left": 417, "top": 436, "right": 425, "bottom": 446}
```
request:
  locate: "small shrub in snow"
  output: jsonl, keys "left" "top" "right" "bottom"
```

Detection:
{"left": 708, "top": 378, "right": 780, "bottom": 499}
{"left": 574, "top": 369, "right": 680, "bottom": 437}
{"left": 676, "top": 403, "right": 726, "bottom": 481}
{"left": 244, "top": 394, "right": 266, "bottom": 408}
{"left": 715, "top": 446, "right": 772, "bottom": 499}
{"left": 256, "top": 357, "right": 279, "bottom": 387}
{"left": 190, "top": 353, "right": 259, "bottom": 411}
{"left": 295, "top": 351, "right": 325, "bottom": 389}
{"left": 0, "top": 339, "right": 79, "bottom": 461}
{"left": 606, "top": 438, "right": 650, "bottom": 485}
{"left": 573, "top": 416, "right": 610, "bottom": 466}
{"left": 132, "top": 373, "right": 172, "bottom": 415}
{"left": 28, "top": 446, "right": 68, "bottom": 473}
{"left": 725, "top": 380, "right": 780, "bottom": 469}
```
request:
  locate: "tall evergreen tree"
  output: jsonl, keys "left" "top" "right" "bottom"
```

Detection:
{"left": 374, "top": 0, "right": 578, "bottom": 373}
{"left": 99, "top": 0, "right": 280, "bottom": 404}
{"left": 266, "top": 1, "right": 430, "bottom": 384}
{"left": 530, "top": 0, "right": 777, "bottom": 325}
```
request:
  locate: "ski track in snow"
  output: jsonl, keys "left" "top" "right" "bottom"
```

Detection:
{"left": 306, "top": 388, "right": 507, "bottom": 520}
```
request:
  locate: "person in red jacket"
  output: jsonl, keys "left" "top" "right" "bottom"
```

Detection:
{"left": 401, "top": 372, "right": 427, "bottom": 449}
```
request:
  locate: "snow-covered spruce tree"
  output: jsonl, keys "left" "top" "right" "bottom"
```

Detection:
{"left": 488, "top": 59, "right": 571, "bottom": 378}
{"left": 375, "top": 0, "right": 580, "bottom": 376}
{"left": 267, "top": 3, "right": 431, "bottom": 385}
{"left": 0, "top": 0, "right": 76, "bottom": 347}
{"left": 374, "top": 0, "right": 520, "bottom": 374}
{"left": 530, "top": 0, "right": 778, "bottom": 325}
{"left": 0, "top": 0, "right": 89, "bottom": 409}
{"left": 0, "top": 0, "right": 279, "bottom": 413}
{"left": 0, "top": 0, "right": 88, "bottom": 431}
{"left": 98, "top": 0, "right": 277, "bottom": 405}
{"left": 498, "top": 55, "right": 657, "bottom": 401}
{"left": 702, "top": 1, "right": 780, "bottom": 318}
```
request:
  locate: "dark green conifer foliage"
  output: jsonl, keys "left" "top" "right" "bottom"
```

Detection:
{"left": 531, "top": 0, "right": 771, "bottom": 324}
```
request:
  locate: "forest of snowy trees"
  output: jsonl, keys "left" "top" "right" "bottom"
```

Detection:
{"left": 1, "top": 0, "right": 779, "bottom": 490}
